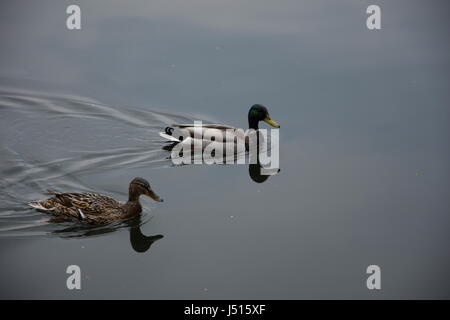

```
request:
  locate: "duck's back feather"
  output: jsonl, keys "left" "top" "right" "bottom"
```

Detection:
{"left": 160, "top": 123, "right": 246, "bottom": 144}
{"left": 29, "top": 191, "right": 125, "bottom": 223}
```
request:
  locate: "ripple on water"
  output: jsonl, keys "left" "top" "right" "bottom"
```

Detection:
{"left": 0, "top": 86, "right": 198, "bottom": 238}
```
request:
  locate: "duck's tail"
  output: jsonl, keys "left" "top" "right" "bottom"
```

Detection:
{"left": 44, "top": 189, "right": 62, "bottom": 195}
{"left": 29, "top": 193, "right": 60, "bottom": 211}
{"left": 28, "top": 201, "right": 49, "bottom": 211}
{"left": 165, "top": 126, "right": 174, "bottom": 135}
{"left": 159, "top": 126, "right": 181, "bottom": 142}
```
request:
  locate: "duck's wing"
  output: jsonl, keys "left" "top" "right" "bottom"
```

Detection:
{"left": 38, "top": 191, "right": 122, "bottom": 219}
{"left": 159, "top": 123, "right": 241, "bottom": 142}
{"left": 49, "top": 191, "right": 120, "bottom": 208}
{"left": 173, "top": 123, "right": 236, "bottom": 130}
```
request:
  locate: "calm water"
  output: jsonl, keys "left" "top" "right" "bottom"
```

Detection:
{"left": 1, "top": 0, "right": 450, "bottom": 299}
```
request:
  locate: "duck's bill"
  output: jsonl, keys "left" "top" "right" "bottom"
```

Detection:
{"left": 263, "top": 116, "right": 280, "bottom": 128}
{"left": 146, "top": 189, "right": 164, "bottom": 202}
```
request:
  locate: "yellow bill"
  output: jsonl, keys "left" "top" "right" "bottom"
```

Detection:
{"left": 263, "top": 116, "right": 280, "bottom": 128}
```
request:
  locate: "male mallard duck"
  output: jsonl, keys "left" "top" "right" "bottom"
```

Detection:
{"left": 29, "top": 177, "right": 163, "bottom": 224}
{"left": 159, "top": 104, "right": 280, "bottom": 145}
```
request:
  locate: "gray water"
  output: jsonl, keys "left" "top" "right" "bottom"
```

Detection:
{"left": 1, "top": 0, "right": 450, "bottom": 299}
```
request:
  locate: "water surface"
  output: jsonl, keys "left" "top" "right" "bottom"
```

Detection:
{"left": 1, "top": 0, "right": 450, "bottom": 299}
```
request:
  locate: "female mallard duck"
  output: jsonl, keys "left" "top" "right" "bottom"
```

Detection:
{"left": 159, "top": 104, "right": 280, "bottom": 145}
{"left": 29, "top": 177, "right": 163, "bottom": 224}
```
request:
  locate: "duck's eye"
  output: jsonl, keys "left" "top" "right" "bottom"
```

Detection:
{"left": 179, "top": 136, "right": 183, "bottom": 141}
{"left": 211, "top": 136, "right": 215, "bottom": 141}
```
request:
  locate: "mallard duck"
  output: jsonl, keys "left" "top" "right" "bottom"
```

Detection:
{"left": 159, "top": 104, "right": 280, "bottom": 145}
{"left": 28, "top": 177, "right": 163, "bottom": 224}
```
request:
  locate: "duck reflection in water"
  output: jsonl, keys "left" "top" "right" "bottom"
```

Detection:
{"left": 51, "top": 214, "right": 163, "bottom": 253}
{"left": 249, "top": 162, "right": 280, "bottom": 183}
{"left": 162, "top": 142, "right": 281, "bottom": 183}
{"left": 162, "top": 139, "right": 281, "bottom": 184}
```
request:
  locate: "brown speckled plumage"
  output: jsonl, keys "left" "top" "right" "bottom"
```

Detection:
{"left": 29, "top": 177, "right": 163, "bottom": 224}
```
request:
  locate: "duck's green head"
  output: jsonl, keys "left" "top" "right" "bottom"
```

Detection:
{"left": 248, "top": 104, "right": 280, "bottom": 130}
